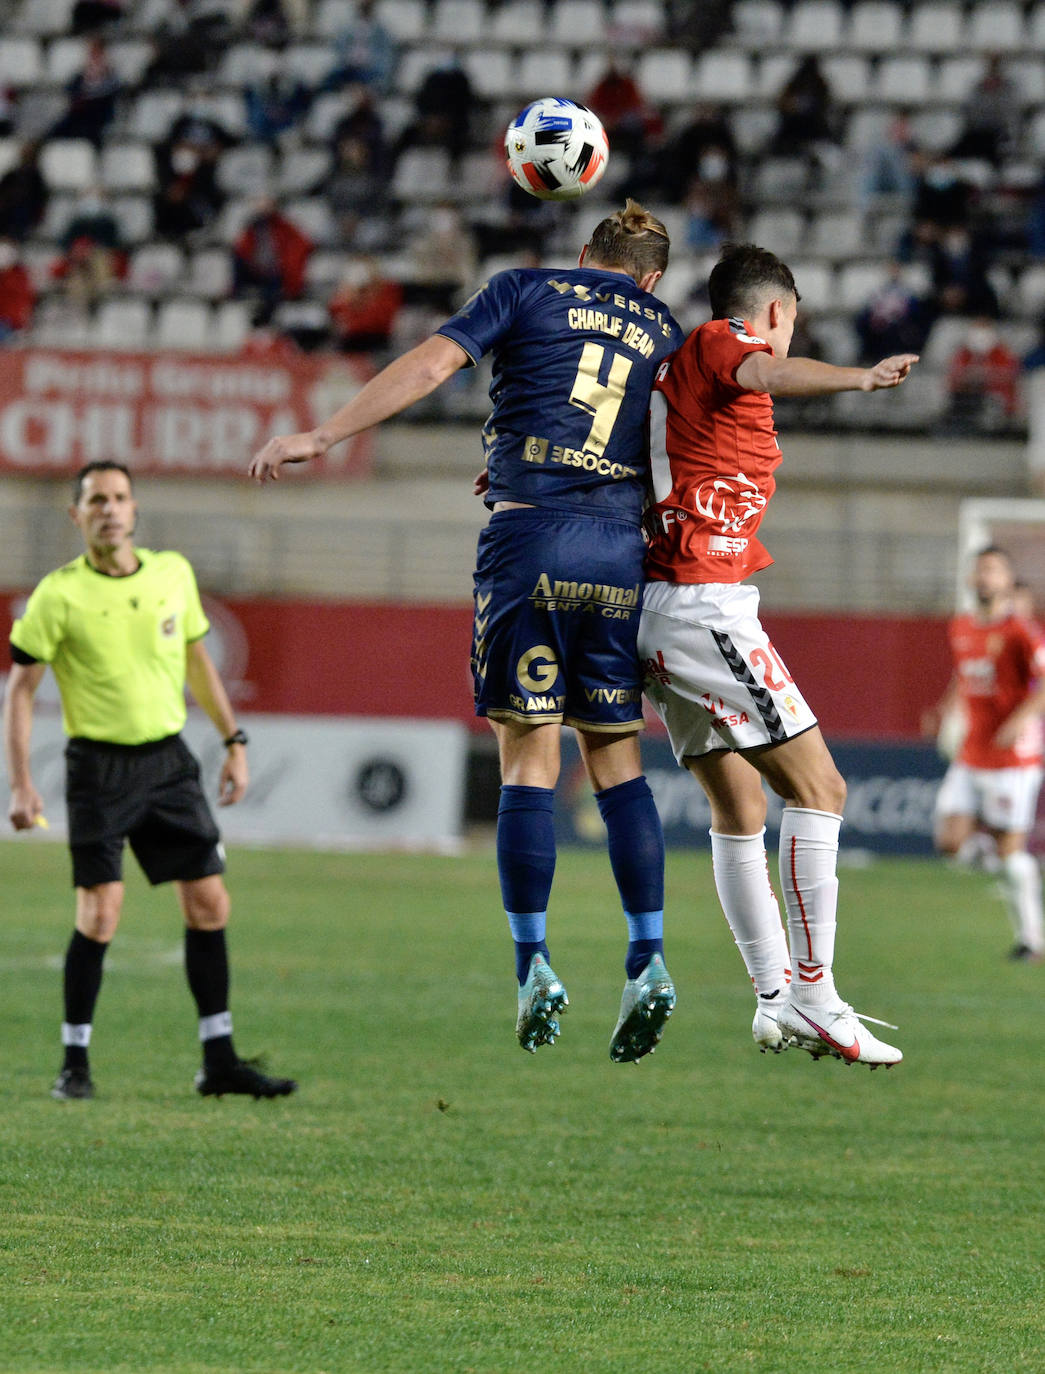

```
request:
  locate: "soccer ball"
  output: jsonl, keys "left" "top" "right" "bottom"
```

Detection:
{"left": 504, "top": 97, "right": 609, "bottom": 202}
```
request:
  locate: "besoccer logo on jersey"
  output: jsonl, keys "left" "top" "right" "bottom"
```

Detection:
{"left": 161, "top": 615, "right": 177, "bottom": 637}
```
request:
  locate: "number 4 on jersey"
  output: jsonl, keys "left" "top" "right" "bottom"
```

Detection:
{"left": 568, "top": 342, "right": 633, "bottom": 458}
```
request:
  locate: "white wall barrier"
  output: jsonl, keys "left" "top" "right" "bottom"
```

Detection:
{"left": 0, "top": 713, "right": 468, "bottom": 852}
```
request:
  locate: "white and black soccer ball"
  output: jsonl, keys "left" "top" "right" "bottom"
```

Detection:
{"left": 504, "top": 97, "right": 609, "bottom": 202}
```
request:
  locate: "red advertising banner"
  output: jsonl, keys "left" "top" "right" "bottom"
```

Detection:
{"left": 0, "top": 348, "right": 374, "bottom": 479}
{"left": 0, "top": 589, "right": 952, "bottom": 740}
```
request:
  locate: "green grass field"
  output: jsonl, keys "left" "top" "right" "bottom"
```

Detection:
{"left": 0, "top": 840, "right": 1041, "bottom": 1374}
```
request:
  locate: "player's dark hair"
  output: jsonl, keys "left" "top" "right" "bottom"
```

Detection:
{"left": 73, "top": 461, "right": 133, "bottom": 503}
{"left": 976, "top": 544, "right": 1012, "bottom": 566}
{"left": 708, "top": 242, "right": 800, "bottom": 320}
{"left": 586, "top": 198, "right": 670, "bottom": 281}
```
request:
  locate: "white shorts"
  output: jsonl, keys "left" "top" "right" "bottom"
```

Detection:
{"left": 638, "top": 581, "right": 819, "bottom": 763}
{"left": 934, "top": 761, "right": 1044, "bottom": 833}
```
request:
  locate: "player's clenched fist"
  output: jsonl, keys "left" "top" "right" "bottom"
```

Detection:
{"left": 248, "top": 430, "right": 328, "bottom": 482}
{"left": 864, "top": 354, "right": 919, "bottom": 390}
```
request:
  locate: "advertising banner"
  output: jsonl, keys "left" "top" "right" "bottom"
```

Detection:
{"left": 555, "top": 735, "right": 949, "bottom": 857}
{"left": 0, "top": 348, "right": 374, "bottom": 479}
{"left": 0, "top": 713, "right": 468, "bottom": 851}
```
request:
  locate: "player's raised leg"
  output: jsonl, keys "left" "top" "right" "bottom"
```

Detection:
{"left": 493, "top": 720, "right": 569, "bottom": 1052}
{"left": 686, "top": 748, "right": 791, "bottom": 1052}
{"left": 578, "top": 731, "right": 675, "bottom": 1063}
{"left": 751, "top": 728, "right": 902, "bottom": 1067}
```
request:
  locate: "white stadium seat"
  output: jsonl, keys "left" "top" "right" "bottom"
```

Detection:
{"left": 390, "top": 149, "right": 452, "bottom": 203}
{"left": 747, "top": 208, "right": 805, "bottom": 257}
{"left": 185, "top": 248, "right": 234, "bottom": 299}
{"left": 690, "top": 52, "right": 751, "bottom": 104}
{"left": 906, "top": 3, "right": 964, "bottom": 53}
{"left": 128, "top": 243, "right": 185, "bottom": 294}
{"left": 45, "top": 37, "right": 88, "bottom": 86}
{"left": 732, "top": 0, "right": 784, "bottom": 45}
{"left": 374, "top": 0, "right": 428, "bottom": 41}
{"left": 213, "top": 299, "right": 252, "bottom": 352}
{"left": 638, "top": 49, "right": 695, "bottom": 104}
{"left": 215, "top": 145, "right": 275, "bottom": 198}
{"left": 462, "top": 49, "right": 514, "bottom": 102}
{"left": 874, "top": 55, "right": 931, "bottom": 104}
{"left": 275, "top": 146, "right": 332, "bottom": 198}
{"left": 846, "top": 1, "right": 904, "bottom": 53}
{"left": 0, "top": 38, "right": 43, "bottom": 87}
{"left": 510, "top": 50, "right": 575, "bottom": 100}
{"left": 125, "top": 91, "right": 185, "bottom": 142}
{"left": 821, "top": 55, "right": 871, "bottom": 106}
{"left": 756, "top": 53, "right": 798, "bottom": 100}
{"left": 1009, "top": 60, "right": 1045, "bottom": 106}
{"left": 608, "top": 0, "right": 665, "bottom": 44}
{"left": 14, "top": 0, "right": 74, "bottom": 37}
{"left": 909, "top": 108, "right": 963, "bottom": 153}
{"left": 217, "top": 43, "right": 279, "bottom": 87}
{"left": 99, "top": 142, "right": 156, "bottom": 194}
{"left": 1016, "top": 264, "right": 1045, "bottom": 318}
{"left": 282, "top": 196, "right": 337, "bottom": 243}
{"left": 0, "top": 139, "right": 20, "bottom": 178}
{"left": 967, "top": 3, "right": 1024, "bottom": 52}
{"left": 935, "top": 56, "right": 985, "bottom": 104}
{"left": 549, "top": 1, "right": 609, "bottom": 48}
{"left": 313, "top": 0, "right": 354, "bottom": 39}
{"left": 106, "top": 41, "right": 154, "bottom": 86}
{"left": 92, "top": 298, "right": 153, "bottom": 351}
{"left": 430, "top": 0, "right": 485, "bottom": 44}
{"left": 112, "top": 194, "right": 154, "bottom": 244}
{"left": 837, "top": 260, "right": 890, "bottom": 311}
{"left": 395, "top": 47, "right": 454, "bottom": 96}
{"left": 281, "top": 43, "right": 340, "bottom": 86}
{"left": 489, "top": 1, "right": 544, "bottom": 44}
{"left": 154, "top": 299, "right": 212, "bottom": 352}
{"left": 785, "top": 0, "right": 845, "bottom": 51}
{"left": 787, "top": 260, "right": 834, "bottom": 312}
{"left": 808, "top": 211, "right": 866, "bottom": 260}
{"left": 40, "top": 139, "right": 97, "bottom": 191}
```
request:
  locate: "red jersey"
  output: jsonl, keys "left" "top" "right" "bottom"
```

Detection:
{"left": 645, "top": 317, "right": 781, "bottom": 584}
{"left": 949, "top": 612, "right": 1045, "bottom": 769}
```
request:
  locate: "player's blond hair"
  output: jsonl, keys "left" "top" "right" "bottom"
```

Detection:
{"left": 586, "top": 198, "right": 670, "bottom": 280}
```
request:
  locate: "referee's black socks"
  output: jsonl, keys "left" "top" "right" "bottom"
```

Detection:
{"left": 61, "top": 929, "right": 108, "bottom": 1070}
{"left": 185, "top": 927, "right": 237, "bottom": 1069}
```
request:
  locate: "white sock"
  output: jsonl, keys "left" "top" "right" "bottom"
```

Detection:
{"left": 710, "top": 829, "right": 791, "bottom": 1000}
{"left": 1002, "top": 851, "right": 1045, "bottom": 952}
{"left": 61, "top": 1022, "right": 92, "bottom": 1046}
{"left": 779, "top": 807, "right": 841, "bottom": 1004}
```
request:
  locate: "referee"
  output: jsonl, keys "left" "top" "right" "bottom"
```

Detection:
{"left": 3, "top": 461, "right": 296, "bottom": 1101}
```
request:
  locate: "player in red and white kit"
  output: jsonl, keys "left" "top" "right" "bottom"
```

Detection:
{"left": 929, "top": 546, "right": 1045, "bottom": 960}
{"left": 638, "top": 242, "right": 918, "bottom": 1066}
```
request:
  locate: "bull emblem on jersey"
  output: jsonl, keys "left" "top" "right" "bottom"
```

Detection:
{"left": 693, "top": 472, "right": 767, "bottom": 533}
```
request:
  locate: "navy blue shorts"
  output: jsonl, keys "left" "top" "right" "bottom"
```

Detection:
{"left": 472, "top": 508, "right": 645, "bottom": 732}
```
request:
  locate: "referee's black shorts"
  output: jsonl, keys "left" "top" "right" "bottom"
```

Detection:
{"left": 65, "top": 735, "right": 225, "bottom": 889}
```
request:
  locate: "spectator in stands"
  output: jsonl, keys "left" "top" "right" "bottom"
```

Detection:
{"left": 245, "top": 72, "right": 311, "bottom": 146}
{"left": 328, "top": 256, "right": 403, "bottom": 354}
{"left": 855, "top": 261, "right": 929, "bottom": 363}
{"left": 323, "top": 129, "right": 389, "bottom": 247}
{"left": 406, "top": 202, "right": 477, "bottom": 313}
{"left": 328, "top": 0, "right": 398, "bottom": 95}
{"left": 0, "top": 238, "right": 35, "bottom": 341}
{"left": 50, "top": 38, "right": 123, "bottom": 150}
{"left": 145, "top": 0, "right": 236, "bottom": 79}
{"left": 859, "top": 110, "right": 919, "bottom": 215}
{"left": 950, "top": 56, "right": 1021, "bottom": 168}
{"left": 153, "top": 104, "right": 231, "bottom": 239}
{"left": 770, "top": 56, "right": 840, "bottom": 163}
{"left": 907, "top": 152, "right": 974, "bottom": 236}
{"left": 1023, "top": 318, "right": 1045, "bottom": 493}
{"left": 655, "top": 103, "right": 737, "bottom": 205}
{"left": 232, "top": 198, "right": 313, "bottom": 325}
{"left": 668, "top": 0, "right": 731, "bottom": 53}
{"left": 585, "top": 60, "right": 661, "bottom": 163}
{"left": 0, "top": 85, "right": 14, "bottom": 138}
{"left": 72, "top": 0, "right": 124, "bottom": 32}
{"left": 245, "top": 0, "right": 305, "bottom": 47}
{"left": 53, "top": 188, "right": 126, "bottom": 306}
{"left": 0, "top": 142, "right": 48, "bottom": 242}
{"left": 331, "top": 91, "right": 388, "bottom": 171}
{"left": 943, "top": 316, "right": 1021, "bottom": 433}
{"left": 683, "top": 175, "right": 739, "bottom": 252}
{"left": 395, "top": 55, "right": 474, "bottom": 168}
{"left": 929, "top": 225, "right": 998, "bottom": 319}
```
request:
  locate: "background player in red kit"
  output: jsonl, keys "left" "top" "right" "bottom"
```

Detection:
{"left": 928, "top": 546, "right": 1045, "bottom": 961}
{"left": 638, "top": 242, "right": 918, "bottom": 1067}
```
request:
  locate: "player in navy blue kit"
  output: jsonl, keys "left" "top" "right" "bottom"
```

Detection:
{"left": 250, "top": 201, "right": 684, "bottom": 1062}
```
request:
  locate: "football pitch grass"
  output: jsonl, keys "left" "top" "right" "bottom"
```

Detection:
{"left": 0, "top": 842, "right": 1041, "bottom": 1374}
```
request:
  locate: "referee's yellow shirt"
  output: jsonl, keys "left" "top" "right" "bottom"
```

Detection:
{"left": 10, "top": 549, "right": 211, "bottom": 745}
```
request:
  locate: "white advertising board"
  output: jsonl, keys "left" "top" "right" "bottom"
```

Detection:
{"left": 0, "top": 713, "right": 467, "bottom": 852}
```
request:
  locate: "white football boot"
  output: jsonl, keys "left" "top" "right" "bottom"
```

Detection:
{"left": 777, "top": 993, "right": 902, "bottom": 1068}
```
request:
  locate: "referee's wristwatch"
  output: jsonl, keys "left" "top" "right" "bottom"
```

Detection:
{"left": 223, "top": 729, "right": 249, "bottom": 748}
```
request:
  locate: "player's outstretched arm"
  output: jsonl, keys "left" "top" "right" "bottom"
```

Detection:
{"left": 736, "top": 351, "right": 919, "bottom": 397}
{"left": 3, "top": 661, "right": 46, "bottom": 830}
{"left": 994, "top": 677, "right": 1045, "bottom": 750}
{"left": 248, "top": 334, "right": 470, "bottom": 483}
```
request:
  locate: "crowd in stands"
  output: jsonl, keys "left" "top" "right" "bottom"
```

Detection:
{"left": 1, "top": 0, "right": 1045, "bottom": 434}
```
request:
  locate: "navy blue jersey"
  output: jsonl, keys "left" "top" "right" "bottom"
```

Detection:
{"left": 438, "top": 267, "right": 682, "bottom": 526}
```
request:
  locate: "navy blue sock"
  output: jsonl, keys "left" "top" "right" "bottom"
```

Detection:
{"left": 497, "top": 785, "right": 556, "bottom": 984}
{"left": 596, "top": 776, "right": 666, "bottom": 978}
